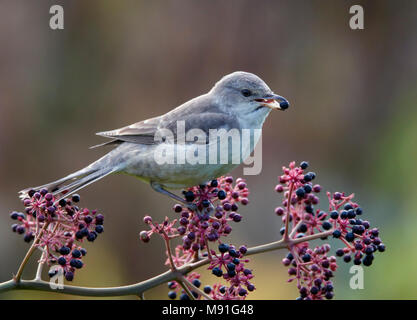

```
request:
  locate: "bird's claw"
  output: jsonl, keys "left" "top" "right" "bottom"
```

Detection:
{"left": 186, "top": 202, "right": 198, "bottom": 212}
{"left": 206, "top": 202, "right": 215, "bottom": 213}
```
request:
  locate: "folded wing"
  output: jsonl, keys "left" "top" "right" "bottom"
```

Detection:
{"left": 95, "top": 116, "right": 162, "bottom": 146}
{"left": 93, "top": 96, "right": 239, "bottom": 147}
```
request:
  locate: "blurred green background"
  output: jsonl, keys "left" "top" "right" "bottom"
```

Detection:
{"left": 0, "top": 0, "right": 416, "bottom": 299}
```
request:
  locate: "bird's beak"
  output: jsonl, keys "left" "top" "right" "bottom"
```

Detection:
{"left": 255, "top": 94, "right": 289, "bottom": 110}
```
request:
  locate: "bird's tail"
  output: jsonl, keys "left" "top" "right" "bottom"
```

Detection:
{"left": 18, "top": 166, "right": 117, "bottom": 202}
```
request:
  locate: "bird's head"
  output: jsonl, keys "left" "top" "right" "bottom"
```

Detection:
{"left": 211, "top": 71, "right": 289, "bottom": 123}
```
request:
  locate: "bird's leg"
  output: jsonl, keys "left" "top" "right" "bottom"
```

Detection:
{"left": 150, "top": 182, "right": 197, "bottom": 211}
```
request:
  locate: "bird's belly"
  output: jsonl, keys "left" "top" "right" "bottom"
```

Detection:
{"left": 126, "top": 161, "right": 238, "bottom": 189}
{"left": 148, "top": 163, "right": 237, "bottom": 188}
{"left": 120, "top": 142, "right": 241, "bottom": 189}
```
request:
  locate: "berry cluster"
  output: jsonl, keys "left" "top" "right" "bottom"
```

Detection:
{"left": 10, "top": 189, "right": 104, "bottom": 281}
{"left": 284, "top": 243, "right": 336, "bottom": 300}
{"left": 139, "top": 177, "right": 254, "bottom": 300}
{"left": 275, "top": 161, "right": 324, "bottom": 236}
{"left": 164, "top": 243, "right": 254, "bottom": 300}
{"left": 179, "top": 177, "right": 249, "bottom": 249}
{"left": 276, "top": 161, "right": 385, "bottom": 299}
{"left": 208, "top": 243, "right": 254, "bottom": 299}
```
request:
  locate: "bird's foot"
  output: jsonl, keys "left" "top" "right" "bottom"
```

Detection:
{"left": 185, "top": 202, "right": 198, "bottom": 212}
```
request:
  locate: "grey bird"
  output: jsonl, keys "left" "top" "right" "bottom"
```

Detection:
{"left": 19, "top": 71, "right": 289, "bottom": 206}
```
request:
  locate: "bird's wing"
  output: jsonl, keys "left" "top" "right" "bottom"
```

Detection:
{"left": 158, "top": 94, "right": 239, "bottom": 144}
{"left": 93, "top": 96, "right": 239, "bottom": 146}
{"left": 95, "top": 116, "right": 162, "bottom": 145}
{"left": 162, "top": 112, "right": 239, "bottom": 144}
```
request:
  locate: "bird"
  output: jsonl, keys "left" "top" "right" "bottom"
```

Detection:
{"left": 19, "top": 71, "right": 289, "bottom": 207}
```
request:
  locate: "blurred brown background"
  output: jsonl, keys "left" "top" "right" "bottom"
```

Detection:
{"left": 0, "top": 0, "right": 416, "bottom": 299}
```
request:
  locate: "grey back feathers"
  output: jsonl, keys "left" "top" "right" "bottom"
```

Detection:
{"left": 94, "top": 71, "right": 271, "bottom": 148}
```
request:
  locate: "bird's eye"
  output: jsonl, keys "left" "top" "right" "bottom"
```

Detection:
{"left": 241, "top": 89, "right": 252, "bottom": 97}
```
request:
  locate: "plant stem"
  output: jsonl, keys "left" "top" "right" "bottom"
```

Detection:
{"left": 34, "top": 222, "right": 59, "bottom": 281}
{"left": 14, "top": 222, "right": 49, "bottom": 282}
{"left": 177, "top": 279, "right": 195, "bottom": 300}
{"left": 283, "top": 183, "right": 294, "bottom": 241}
{"left": 204, "top": 235, "right": 212, "bottom": 260}
{"left": 162, "top": 230, "right": 176, "bottom": 271}
{"left": 34, "top": 250, "right": 46, "bottom": 281}
{"left": 0, "top": 229, "right": 333, "bottom": 297}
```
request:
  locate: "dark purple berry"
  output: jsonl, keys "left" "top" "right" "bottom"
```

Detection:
{"left": 184, "top": 191, "right": 195, "bottom": 202}
{"left": 313, "top": 185, "right": 321, "bottom": 193}
{"left": 204, "top": 285, "right": 212, "bottom": 294}
{"left": 322, "top": 221, "right": 332, "bottom": 230}
{"left": 229, "top": 249, "right": 239, "bottom": 257}
{"left": 347, "top": 209, "right": 356, "bottom": 219}
{"left": 202, "top": 199, "right": 211, "bottom": 207}
{"left": 332, "top": 230, "right": 341, "bottom": 238}
{"left": 212, "top": 267, "right": 223, "bottom": 277}
{"left": 24, "top": 232, "right": 34, "bottom": 242}
{"left": 363, "top": 255, "right": 373, "bottom": 266}
{"left": 333, "top": 192, "right": 342, "bottom": 200}
{"left": 302, "top": 254, "right": 311, "bottom": 262}
{"left": 10, "top": 212, "right": 19, "bottom": 220}
{"left": 295, "top": 188, "right": 305, "bottom": 198}
{"left": 310, "top": 286, "right": 319, "bottom": 295}
{"left": 58, "top": 257, "right": 67, "bottom": 266}
{"left": 59, "top": 246, "right": 71, "bottom": 255}
{"left": 300, "top": 161, "right": 309, "bottom": 169}
{"left": 65, "top": 271, "right": 74, "bottom": 281}
{"left": 16, "top": 226, "right": 25, "bottom": 234}
{"left": 72, "top": 249, "right": 81, "bottom": 258}
{"left": 239, "top": 246, "right": 247, "bottom": 254}
{"left": 192, "top": 279, "right": 201, "bottom": 288}
{"left": 330, "top": 211, "right": 339, "bottom": 219}
{"left": 227, "top": 263, "right": 236, "bottom": 271}
{"left": 336, "top": 249, "right": 344, "bottom": 257}
{"left": 173, "top": 204, "right": 182, "bottom": 213}
{"left": 233, "top": 214, "right": 242, "bottom": 222}
{"left": 218, "top": 243, "right": 229, "bottom": 253}
{"left": 298, "top": 224, "right": 308, "bottom": 233}
{"left": 345, "top": 232, "right": 355, "bottom": 242}
{"left": 344, "top": 204, "right": 353, "bottom": 210}
{"left": 95, "top": 214, "right": 104, "bottom": 225}
{"left": 238, "top": 288, "right": 247, "bottom": 296}
{"left": 180, "top": 293, "right": 190, "bottom": 300}
{"left": 243, "top": 269, "right": 252, "bottom": 276}
{"left": 217, "top": 190, "right": 227, "bottom": 200}
{"left": 303, "top": 184, "right": 312, "bottom": 194}
{"left": 70, "top": 259, "right": 83, "bottom": 269}
{"left": 325, "top": 292, "right": 334, "bottom": 299}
